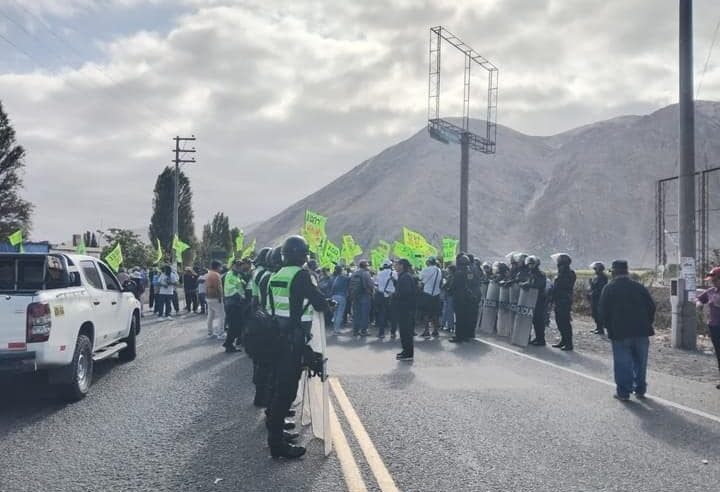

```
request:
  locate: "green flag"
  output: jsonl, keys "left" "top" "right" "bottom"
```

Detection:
{"left": 377, "top": 240, "right": 391, "bottom": 258}
{"left": 104, "top": 243, "right": 123, "bottom": 273}
{"left": 393, "top": 241, "right": 415, "bottom": 260}
{"left": 371, "top": 249, "right": 385, "bottom": 271}
{"left": 75, "top": 238, "right": 86, "bottom": 255}
{"left": 172, "top": 235, "right": 190, "bottom": 257}
{"left": 320, "top": 238, "right": 341, "bottom": 268}
{"left": 227, "top": 253, "right": 235, "bottom": 268}
{"left": 154, "top": 239, "right": 163, "bottom": 264}
{"left": 242, "top": 238, "right": 256, "bottom": 259}
{"left": 341, "top": 234, "right": 362, "bottom": 265}
{"left": 302, "top": 210, "right": 327, "bottom": 253}
{"left": 9, "top": 229, "right": 23, "bottom": 253}
{"left": 235, "top": 231, "right": 244, "bottom": 252}
{"left": 442, "top": 237, "right": 459, "bottom": 264}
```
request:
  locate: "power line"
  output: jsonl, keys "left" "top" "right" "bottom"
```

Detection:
{"left": 697, "top": 14, "right": 720, "bottom": 98}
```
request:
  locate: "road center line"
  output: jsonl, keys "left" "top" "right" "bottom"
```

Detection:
{"left": 330, "top": 378, "right": 400, "bottom": 492}
{"left": 329, "top": 401, "right": 368, "bottom": 492}
{"left": 474, "top": 337, "right": 720, "bottom": 425}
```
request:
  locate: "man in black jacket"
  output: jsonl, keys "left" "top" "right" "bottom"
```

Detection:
{"left": 598, "top": 260, "right": 655, "bottom": 401}
{"left": 551, "top": 254, "right": 576, "bottom": 351}
{"left": 394, "top": 258, "right": 416, "bottom": 361}
{"left": 588, "top": 261, "right": 609, "bottom": 335}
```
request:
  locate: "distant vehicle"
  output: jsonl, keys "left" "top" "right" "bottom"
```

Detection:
{"left": 0, "top": 253, "right": 141, "bottom": 401}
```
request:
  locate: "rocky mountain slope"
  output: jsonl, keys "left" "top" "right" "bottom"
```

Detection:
{"left": 247, "top": 102, "right": 720, "bottom": 267}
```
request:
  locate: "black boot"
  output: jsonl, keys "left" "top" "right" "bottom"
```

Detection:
{"left": 270, "top": 442, "right": 306, "bottom": 459}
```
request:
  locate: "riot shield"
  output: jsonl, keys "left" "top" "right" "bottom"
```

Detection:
{"left": 496, "top": 284, "right": 512, "bottom": 337}
{"left": 510, "top": 288, "right": 539, "bottom": 347}
{"left": 479, "top": 281, "right": 500, "bottom": 335}
{"left": 509, "top": 282, "right": 520, "bottom": 338}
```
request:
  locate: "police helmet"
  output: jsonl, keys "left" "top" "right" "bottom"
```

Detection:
{"left": 590, "top": 261, "right": 605, "bottom": 272}
{"left": 481, "top": 262, "right": 493, "bottom": 274}
{"left": 516, "top": 253, "right": 528, "bottom": 265}
{"left": 268, "top": 247, "right": 283, "bottom": 271}
{"left": 551, "top": 253, "right": 572, "bottom": 267}
{"left": 455, "top": 254, "right": 470, "bottom": 267}
{"left": 525, "top": 255, "right": 540, "bottom": 269}
{"left": 281, "top": 235, "right": 309, "bottom": 267}
{"left": 255, "top": 247, "right": 272, "bottom": 267}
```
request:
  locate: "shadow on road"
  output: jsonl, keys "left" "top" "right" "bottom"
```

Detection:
{"left": 0, "top": 358, "right": 121, "bottom": 440}
{"left": 170, "top": 353, "right": 340, "bottom": 491}
{"left": 624, "top": 397, "right": 720, "bottom": 456}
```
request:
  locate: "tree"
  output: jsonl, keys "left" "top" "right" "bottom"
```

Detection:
{"left": 0, "top": 101, "right": 33, "bottom": 238}
{"left": 99, "top": 228, "right": 153, "bottom": 269}
{"left": 198, "top": 212, "right": 235, "bottom": 265}
{"left": 148, "top": 166, "right": 197, "bottom": 264}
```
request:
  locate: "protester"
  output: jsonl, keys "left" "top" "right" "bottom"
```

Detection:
{"left": 205, "top": 260, "right": 225, "bottom": 338}
{"left": 330, "top": 265, "right": 350, "bottom": 335}
{"left": 374, "top": 259, "right": 397, "bottom": 338}
{"left": 441, "top": 264, "right": 456, "bottom": 333}
{"left": 197, "top": 268, "right": 208, "bottom": 315}
{"left": 318, "top": 267, "right": 334, "bottom": 325}
{"left": 588, "top": 261, "right": 609, "bottom": 335}
{"left": 157, "top": 265, "right": 178, "bottom": 320}
{"left": 183, "top": 266, "right": 199, "bottom": 313}
{"left": 419, "top": 257, "right": 443, "bottom": 339}
{"left": 696, "top": 266, "right": 720, "bottom": 390}
{"left": 349, "top": 260, "right": 374, "bottom": 336}
{"left": 394, "top": 258, "right": 416, "bottom": 361}
{"left": 598, "top": 260, "right": 655, "bottom": 401}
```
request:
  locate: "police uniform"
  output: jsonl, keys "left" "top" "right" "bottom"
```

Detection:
{"left": 223, "top": 269, "right": 248, "bottom": 351}
{"left": 265, "top": 264, "right": 327, "bottom": 456}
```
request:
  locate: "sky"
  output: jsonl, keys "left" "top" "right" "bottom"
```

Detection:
{"left": 0, "top": 0, "right": 719, "bottom": 242}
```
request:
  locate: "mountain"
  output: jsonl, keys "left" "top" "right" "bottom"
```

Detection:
{"left": 247, "top": 102, "right": 720, "bottom": 267}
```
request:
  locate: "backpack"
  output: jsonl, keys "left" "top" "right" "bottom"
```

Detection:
{"left": 349, "top": 271, "right": 366, "bottom": 298}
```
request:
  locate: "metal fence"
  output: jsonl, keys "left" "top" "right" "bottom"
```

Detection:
{"left": 656, "top": 166, "right": 720, "bottom": 286}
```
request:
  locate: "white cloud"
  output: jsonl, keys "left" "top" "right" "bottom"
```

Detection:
{"left": 0, "top": 0, "right": 719, "bottom": 243}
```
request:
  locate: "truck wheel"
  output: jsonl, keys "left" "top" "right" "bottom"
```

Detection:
{"left": 118, "top": 315, "right": 138, "bottom": 362}
{"left": 58, "top": 334, "right": 93, "bottom": 402}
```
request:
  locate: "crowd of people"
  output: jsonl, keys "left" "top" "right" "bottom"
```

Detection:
{"left": 119, "top": 236, "right": 720, "bottom": 459}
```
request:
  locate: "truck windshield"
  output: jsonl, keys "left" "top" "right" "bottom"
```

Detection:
{"left": 0, "top": 255, "right": 70, "bottom": 291}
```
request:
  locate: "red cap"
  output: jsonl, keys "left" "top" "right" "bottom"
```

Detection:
{"left": 705, "top": 267, "right": 720, "bottom": 281}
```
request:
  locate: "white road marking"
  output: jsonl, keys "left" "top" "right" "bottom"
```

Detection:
{"left": 475, "top": 337, "right": 720, "bottom": 425}
{"left": 330, "top": 378, "right": 400, "bottom": 492}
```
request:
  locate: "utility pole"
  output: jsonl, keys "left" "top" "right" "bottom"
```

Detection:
{"left": 675, "top": 0, "right": 697, "bottom": 349}
{"left": 172, "top": 135, "right": 196, "bottom": 265}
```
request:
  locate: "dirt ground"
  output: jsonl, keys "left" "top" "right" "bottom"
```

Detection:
{"left": 549, "top": 315, "right": 720, "bottom": 384}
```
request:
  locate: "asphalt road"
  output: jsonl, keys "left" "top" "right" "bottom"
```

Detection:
{"left": 1, "top": 312, "right": 719, "bottom": 492}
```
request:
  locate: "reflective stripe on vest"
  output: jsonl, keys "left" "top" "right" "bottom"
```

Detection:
{"left": 267, "top": 266, "right": 314, "bottom": 321}
{"left": 251, "top": 266, "right": 265, "bottom": 297}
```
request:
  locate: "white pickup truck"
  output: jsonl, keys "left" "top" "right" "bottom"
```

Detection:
{"left": 0, "top": 253, "right": 142, "bottom": 401}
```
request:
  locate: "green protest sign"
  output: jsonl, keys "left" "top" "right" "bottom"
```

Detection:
{"left": 302, "top": 210, "right": 327, "bottom": 253}
{"left": 104, "top": 243, "right": 123, "bottom": 272}
{"left": 442, "top": 237, "right": 459, "bottom": 263}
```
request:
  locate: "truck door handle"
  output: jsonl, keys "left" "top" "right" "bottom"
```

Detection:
{"left": 111, "top": 301, "right": 117, "bottom": 305}
{"left": 93, "top": 301, "right": 101, "bottom": 306}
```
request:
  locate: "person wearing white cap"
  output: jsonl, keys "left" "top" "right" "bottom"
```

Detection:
{"left": 374, "top": 259, "right": 397, "bottom": 338}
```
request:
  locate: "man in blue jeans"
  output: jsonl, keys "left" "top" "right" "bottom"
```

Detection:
{"left": 598, "top": 260, "right": 656, "bottom": 401}
{"left": 331, "top": 266, "right": 350, "bottom": 334}
{"left": 350, "top": 260, "right": 374, "bottom": 336}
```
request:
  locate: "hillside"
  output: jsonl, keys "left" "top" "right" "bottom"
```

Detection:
{"left": 247, "top": 102, "right": 720, "bottom": 267}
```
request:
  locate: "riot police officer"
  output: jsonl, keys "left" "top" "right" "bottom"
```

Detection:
{"left": 265, "top": 236, "right": 328, "bottom": 459}
{"left": 524, "top": 256, "right": 549, "bottom": 346}
{"left": 588, "top": 261, "right": 608, "bottom": 335}
{"left": 551, "top": 254, "right": 576, "bottom": 351}
{"left": 449, "top": 253, "right": 477, "bottom": 342}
